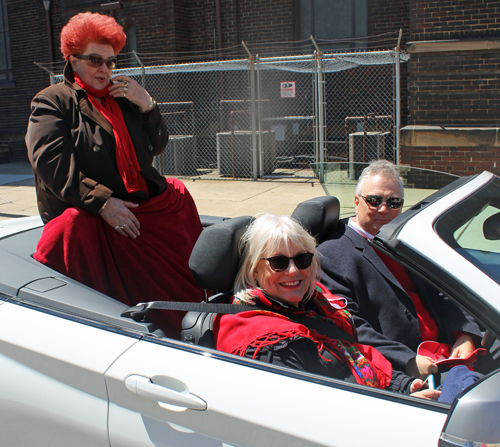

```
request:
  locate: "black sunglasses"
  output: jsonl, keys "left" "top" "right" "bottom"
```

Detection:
{"left": 360, "top": 195, "right": 404, "bottom": 210}
{"left": 73, "top": 54, "right": 118, "bottom": 69}
{"left": 262, "top": 252, "right": 314, "bottom": 272}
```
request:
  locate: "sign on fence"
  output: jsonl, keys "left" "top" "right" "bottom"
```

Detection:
{"left": 280, "top": 81, "right": 296, "bottom": 98}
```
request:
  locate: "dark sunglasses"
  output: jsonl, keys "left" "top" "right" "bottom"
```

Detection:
{"left": 360, "top": 195, "right": 404, "bottom": 210}
{"left": 262, "top": 252, "right": 314, "bottom": 272}
{"left": 73, "top": 54, "right": 118, "bottom": 69}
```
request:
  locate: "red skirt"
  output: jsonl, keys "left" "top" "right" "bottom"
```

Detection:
{"left": 34, "top": 178, "right": 204, "bottom": 338}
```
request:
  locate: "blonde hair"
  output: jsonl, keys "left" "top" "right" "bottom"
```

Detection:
{"left": 233, "top": 213, "right": 319, "bottom": 304}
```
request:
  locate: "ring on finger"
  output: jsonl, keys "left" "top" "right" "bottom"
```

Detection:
{"left": 124, "top": 92, "right": 127, "bottom": 98}
{"left": 124, "top": 81, "right": 129, "bottom": 87}
{"left": 124, "top": 87, "right": 128, "bottom": 92}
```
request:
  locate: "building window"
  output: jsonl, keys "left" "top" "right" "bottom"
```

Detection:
{"left": 296, "top": 0, "right": 368, "bottom": 51}
{"left": 0, "top": 0, "right": 13, "bottom": 85}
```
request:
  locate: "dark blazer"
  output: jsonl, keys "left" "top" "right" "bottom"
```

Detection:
{"left": 318, "top": 219, "right": 481, "bottom": 372}
{"left": 26, "top": 63, "right": 169, "bottom": 223}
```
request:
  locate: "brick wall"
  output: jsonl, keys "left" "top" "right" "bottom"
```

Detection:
{"left": 410, "top": 0, "right": 500, "bottom": 41}
{"left": 402, "top": 1, "right": 500, "bottom": 177}
{"left": 368, "top": 0, "right": 410, "bottom": 44}
{"left": 400, "top": 127, "right": 500, "bottom": 176}
{"left": 189, "top": 0, "right": 295, "bottom": 54}
{"left": 407, "top": 49, "right": 500, "bottom": 126}
{"left": 407, "top": 0, "right": 500, "bottom": 126}
{"left": 0, "top": 0, "right": 53, "bottom": 160}
{"left": 401, "top": 144, "right": 500, "bottom": 177}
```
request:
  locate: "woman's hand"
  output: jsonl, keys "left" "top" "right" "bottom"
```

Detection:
{"left": 99, "top": 197, "right": 141, "bottom": 239}
{"left": 411, "top": 389, "right": 441, "bottom": 400}
{"left": 109, "top": 75, "right": 152, "bottom": 112}
{"left": 406, "top": 354, "right": 438, "bottom": 379}
{"left": 409, "top": 379, "right": 441, "bottom": 400}
{"left": 450, "top": 334, "right": 475, "bottom": 359}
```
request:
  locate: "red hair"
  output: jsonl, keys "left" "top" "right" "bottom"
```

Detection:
{"left": 60, "top": 12, "right": 127, "bottom": 60}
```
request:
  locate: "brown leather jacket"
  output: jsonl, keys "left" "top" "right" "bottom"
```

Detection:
{"left": 26, "top": 63, "right": 169, "bottom": 223}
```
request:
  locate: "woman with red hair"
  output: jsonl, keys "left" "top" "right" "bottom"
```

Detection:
{"left": 26, "top": 12, "right": 203, "bottom": 338}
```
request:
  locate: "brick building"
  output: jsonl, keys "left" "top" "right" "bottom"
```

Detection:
{"left": 401, "top": 0, "right": 500, "bottom": 176}
{"left": 1, "top": 0, "right": 499, "bottom": 177}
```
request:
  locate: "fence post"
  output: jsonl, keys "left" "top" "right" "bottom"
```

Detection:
{"left": 311, "top": 37, "right": 325, "bottom": 166}
{"left": 394, "top": 29, "right": 402, "bottom": 165}
{"left": 133, "top": 51, "right": 146, "bottom": 88}
{"left": 256, "top": 55, "right": 264, "bottom": 178}
{"left": 34, "top": 62, "right": 55, "bottom": 86}
{"left": 243, "top": 41, "right": 258, "bottom": 180}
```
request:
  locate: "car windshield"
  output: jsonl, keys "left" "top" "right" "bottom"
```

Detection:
{"left": 435, "top": 176, "right": 500, "bottom": 285}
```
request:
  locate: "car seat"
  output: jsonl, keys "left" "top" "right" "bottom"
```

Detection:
{"left": 180, "top": 196, "right": 341, "bottom": 347}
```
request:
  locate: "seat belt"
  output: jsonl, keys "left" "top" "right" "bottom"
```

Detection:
{"left": 121, "top": 299, "right": 356, "bottom": 344}
{"left": 121, "top": 300, "right": 256, "bottom": 322}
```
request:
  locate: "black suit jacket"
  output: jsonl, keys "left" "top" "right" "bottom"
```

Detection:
{"left": 318, "top": 219, "right": 481, "bottom": 372}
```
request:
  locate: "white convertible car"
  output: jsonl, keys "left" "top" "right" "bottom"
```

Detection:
{"left": 1, "top": 171, "right": 499, "bottom": 447}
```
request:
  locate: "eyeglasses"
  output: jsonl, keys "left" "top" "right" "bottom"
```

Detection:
{"left": 73, "top": 54, "right": 118, "bottom": 69}
{"left": 262, "top": 252, "right": 314, "bottom": 272}
{"left": 360, "top": 195, "right": 404, "bottom": 210}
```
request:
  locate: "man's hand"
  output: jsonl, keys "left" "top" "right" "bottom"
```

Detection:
{"left": 406, "top": 355, "right": 438, "bottom": 379}
{"left": 450, "top": 334, "right": 475, "bottom": 359}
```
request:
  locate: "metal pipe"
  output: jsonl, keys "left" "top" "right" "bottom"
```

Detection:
{"left": 256, "top": 55, "right": 264, "bottom": 177}
{"left": 215, "top": 0, "right": 223, "bottom": 57}
{"left": 243, "top": 43, "right": 258, "bottom": 180}
{"left": 394, "top": 29, "right": 402, "bottom": 165}
{"left": 43, "top": 0, "right": 55, "bottom": 65}
{"left": 313, "top": 48, "right": 325, "bottom": 165}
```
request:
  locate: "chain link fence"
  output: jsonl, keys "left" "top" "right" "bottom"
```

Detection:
{"left": 52, "top": 50, "right": 408, "bottom": 181}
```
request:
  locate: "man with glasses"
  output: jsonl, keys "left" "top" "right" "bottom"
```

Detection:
{"left": 317, "top": 160, "right": 481, "bottom": 379}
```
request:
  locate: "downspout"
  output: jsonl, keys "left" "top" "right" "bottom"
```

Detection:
{"left": 43, "top": 0, "right": 55, "bottom": 65}
{"left": 215, "top": 0, "right": 223, "bottom": 58}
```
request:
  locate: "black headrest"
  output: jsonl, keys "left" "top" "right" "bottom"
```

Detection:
{"left": 291, "top": 196, "right": 340, "bottom": 244}
{"left": 484, "top": 212, "right": 500, "bottom": 240}
{"left": 189, "top": 216, "right": 252, "bottom": 293}
{"left": 189, "top": 197, "right": 340, "bottom": 293}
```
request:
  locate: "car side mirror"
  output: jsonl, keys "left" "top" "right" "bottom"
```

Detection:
{"left": 483, "top": 212, "right": 500, "bottom": 240}
{"left": 439, "top": 369, "right": 500, "bottom": 446}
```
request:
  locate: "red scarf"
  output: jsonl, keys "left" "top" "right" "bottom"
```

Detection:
{"left": 74, "top": 74, "right": 148, "bottom": 195}
{"left": 214, "top": 282, "right": 392, "bottom": 389}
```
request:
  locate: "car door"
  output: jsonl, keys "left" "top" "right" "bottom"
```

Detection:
{"left": 106, "top": 337, "right": 449, "bottom": 447}
{"left": 0, "top": 298, "right": 138, "bottom": 447}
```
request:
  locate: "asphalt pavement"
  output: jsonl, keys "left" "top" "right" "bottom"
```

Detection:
{"left": 0, "top": 161, "right": 331, "bottom": 222}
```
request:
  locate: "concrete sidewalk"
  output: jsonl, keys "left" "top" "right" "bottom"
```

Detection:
{"left": 0, "top": 161, "right": 328, "bottom": 221}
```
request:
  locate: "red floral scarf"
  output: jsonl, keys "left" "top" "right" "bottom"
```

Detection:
{"left": 214, "top": 282, "right": 392, "bottom": 389}
{"left": 74, "top": 73, "right": 148, "bottom": 195}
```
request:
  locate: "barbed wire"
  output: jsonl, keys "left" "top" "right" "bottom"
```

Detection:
{"left": 34, "top": 31, "right": 403, "bottom": 74}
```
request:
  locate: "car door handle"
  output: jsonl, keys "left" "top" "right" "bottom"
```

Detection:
{"left": 125, "top": 374, "right": 207, "bottom": 411}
